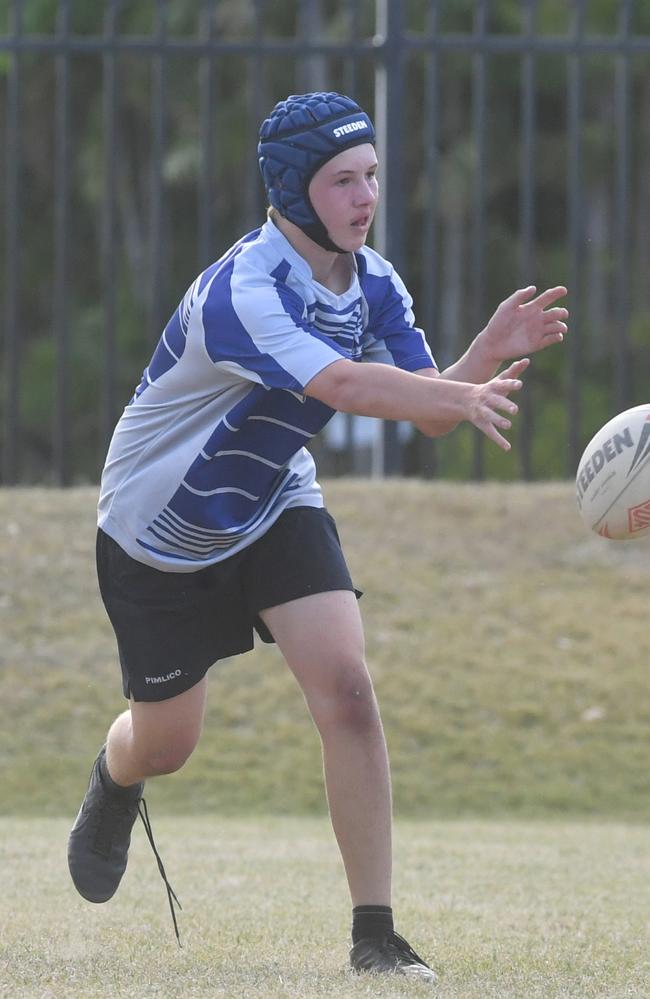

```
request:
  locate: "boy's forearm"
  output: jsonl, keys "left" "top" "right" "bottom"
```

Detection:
{"left": 306, "top": 360, "right": 472, "bottom": 424}
{"left": 439, "top": 329, "right": 501, "bottom": 384}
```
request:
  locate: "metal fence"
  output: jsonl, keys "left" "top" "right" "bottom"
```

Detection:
{"left": 1, "top": 1, "right": 650, "bottom": 484}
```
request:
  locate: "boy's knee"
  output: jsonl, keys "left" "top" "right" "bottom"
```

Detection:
{"left": 312, "top": 661, "right": 380, "bottom": 734}
{"left": 136, "top": 736, "right": 197, "bottom": 776}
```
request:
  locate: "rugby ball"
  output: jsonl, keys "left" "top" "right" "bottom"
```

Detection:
{"left": 576, "top": 403, "right": 650, "bottom": 540}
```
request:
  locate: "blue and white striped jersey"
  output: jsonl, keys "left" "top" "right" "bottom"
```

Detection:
{"left": 98, "top": 220, "right": 436, "bottom": 571}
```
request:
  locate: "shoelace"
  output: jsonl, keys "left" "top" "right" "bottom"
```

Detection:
{"left": 387, "top": 931, "right": 432, "bottom": 969}
{"left": 138, "top": 798, "right": 183, "bottom": 947}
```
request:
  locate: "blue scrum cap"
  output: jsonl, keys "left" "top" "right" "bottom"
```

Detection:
{"left": 258, "top": 92, "right": 376, "bottom": 252}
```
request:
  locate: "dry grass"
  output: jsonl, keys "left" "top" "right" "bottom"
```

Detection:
{"left": 2, "top": 483, "right": 649, "bottom": 995}
{"left": 1, "top": 481, "right": 649, "bottom": 818}
{"left": 1, "top": 816, "right": 649, "bottom": 998}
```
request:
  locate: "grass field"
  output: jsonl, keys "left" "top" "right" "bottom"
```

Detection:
{"left": 2, "top": 482, "right": 650, "bottom": 996}
{"left": 1, "top": 816, "right": 649, "bottom": 998}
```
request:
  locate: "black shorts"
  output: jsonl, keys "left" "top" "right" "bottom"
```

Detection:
{"left": 96, "top": 506, "right": 357, "bottom": 702}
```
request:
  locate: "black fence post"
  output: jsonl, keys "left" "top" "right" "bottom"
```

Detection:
{"left": 198, "top": 0, "right": 217, "bottom": 271}
{"left": 2, "top": 0, "right": 23, "bottom": 485}
{"left": 470, "top": 0, "right": 489, "bottom": 482}
{"left": 614, "top": 0, "right": 632, "bottom": 412}
{"left": 53, "top": 0, "right": 72, "bottom": 485}
{"left": 566, "top": 0, "right": 585, "bottom": 475}
{"left": 102, "top": 0, "right": 119, "bottom": 458}
{"left": 373, "top": 0, "right": 405, "bottom": 476}
{"left": 149, "top": 0, "right": 169, "bottom": 346}
{"left": 518, "top": 0, "right": 538, "bottom": 480}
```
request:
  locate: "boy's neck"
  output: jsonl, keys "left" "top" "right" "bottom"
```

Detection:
{"left": 272, "top": 214, "right": 353, "bottom": 295}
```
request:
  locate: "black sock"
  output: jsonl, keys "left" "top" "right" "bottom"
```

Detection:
{"left": 352, "top": 904, "right": 394, "bottom": 944}
{"left": 99, "top": 748, "right": 141, "bottom": 798}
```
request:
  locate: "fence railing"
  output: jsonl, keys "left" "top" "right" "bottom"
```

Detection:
{"left": 2, "top": 1, "right": 650, "bottom": 484}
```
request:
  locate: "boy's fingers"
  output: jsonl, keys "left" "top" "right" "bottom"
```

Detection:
{"left": 500, "top": 357, "right": 530, "bottom": 374}
{"left": 485, "top": 425, "right": 511, "bottom": 451}
{"left": 509, "top": 286, "right": 537, "bottom": 305}
{"left": 541, "top": 326, "right": 568, "bottom": 339}
{"left": 495, "top": 377, "right": 524, "bottom": 394}
{"left": 543, "top": 307, "right": 569, "bottom": 321}
{"left": 533, "top": 286, "right": 568, "bottom": 309}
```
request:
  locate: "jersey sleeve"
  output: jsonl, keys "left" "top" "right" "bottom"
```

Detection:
{"left": 201, "top": 254, "right": 347, "bottom": 392}
{"left": 359, "top": 252, "right": 437, "bottom": 372}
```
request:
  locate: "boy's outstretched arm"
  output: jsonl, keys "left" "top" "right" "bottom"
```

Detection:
{"left": 304, "top": 357, "right": 526, "bottom": 452}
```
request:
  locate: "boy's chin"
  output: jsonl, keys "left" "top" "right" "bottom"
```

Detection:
{"left": 336, "top": 230, "right": 369, "bottom": 252}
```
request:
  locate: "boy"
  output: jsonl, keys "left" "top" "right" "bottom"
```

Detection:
{"left": 68, "top": 92, "right": 567, "bottom": 981}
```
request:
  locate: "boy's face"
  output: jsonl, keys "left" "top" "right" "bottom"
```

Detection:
{"left": 308, "top": 144, "right": 379, "bottom": 252}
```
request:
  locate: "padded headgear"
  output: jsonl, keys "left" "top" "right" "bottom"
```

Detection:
{"left": 258, "top": 92, "right": 376, "bottom": 252}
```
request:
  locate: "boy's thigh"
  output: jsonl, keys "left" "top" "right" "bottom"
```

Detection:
{"left": 128, "top": 677, "right": 208, "bottom": 757}
{"left": 259, "top": 589, "right": 367, "bottom": 696}
{"left": 260, "top": 589, "right": 363, "bottom": 657}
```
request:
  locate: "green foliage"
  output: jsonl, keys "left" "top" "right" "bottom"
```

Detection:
{"left": 1, "top": 2, "right": 648, "bottom": 482}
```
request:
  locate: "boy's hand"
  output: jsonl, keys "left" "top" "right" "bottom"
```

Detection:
{"left": 468, "top": 358, "right": 530, "bottom": 451}
{"left": 481, "top": 286, "right": 568, "bottom": 363}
